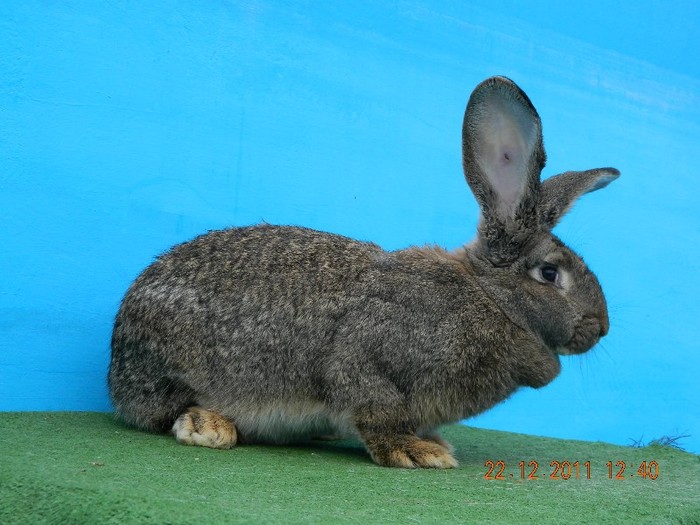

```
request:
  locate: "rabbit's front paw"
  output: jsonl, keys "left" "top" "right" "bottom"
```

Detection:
{"left": 172, "top": 407, "right": 237, "bottom": 449}
{"left": 366, "top": 434, "right": 458, "bottom": 469}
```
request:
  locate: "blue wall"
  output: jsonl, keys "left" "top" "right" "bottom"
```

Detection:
{"left": 1, "top": 1, "right": 698, "bottom": 453}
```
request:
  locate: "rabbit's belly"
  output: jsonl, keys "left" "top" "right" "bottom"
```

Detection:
{"left": 225, "top": 400, "right": 356, "bottom": 444}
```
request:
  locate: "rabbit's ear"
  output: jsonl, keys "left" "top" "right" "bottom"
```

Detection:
{"left": 462, "top": 76, "right": 546, "bottom": 263}
{"left": 539, "top": 168, "right": 620, "bottom": 229}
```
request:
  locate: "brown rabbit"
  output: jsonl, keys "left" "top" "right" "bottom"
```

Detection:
{"left": 108, "top": 76, "right": 619, "bottom": 468}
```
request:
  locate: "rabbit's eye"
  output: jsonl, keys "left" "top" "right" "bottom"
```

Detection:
{"left": 540, "top": 265, "right": 559, "bottom": 283}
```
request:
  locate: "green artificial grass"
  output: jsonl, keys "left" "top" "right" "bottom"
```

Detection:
{"left": 1, "top": 413, "right": 698, "bottom": 524}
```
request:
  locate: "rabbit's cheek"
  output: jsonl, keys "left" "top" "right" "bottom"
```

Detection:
{"left": 522, "top": 295, "right": 575, "bottom": 351}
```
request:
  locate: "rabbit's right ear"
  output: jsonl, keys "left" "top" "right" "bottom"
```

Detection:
{"left": 462, "top": 77, "right": 546, "bottom": 264}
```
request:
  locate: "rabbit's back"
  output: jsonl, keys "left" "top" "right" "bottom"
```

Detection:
{"left": 143, "top": 224, "right": 380, "bottom": 296}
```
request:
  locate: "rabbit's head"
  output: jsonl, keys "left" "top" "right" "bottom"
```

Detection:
{"left": 462, "top": 76, "right": 619, "bottom": 356}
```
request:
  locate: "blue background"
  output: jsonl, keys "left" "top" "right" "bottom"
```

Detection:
{"left": 2, "top": 1, "right": 699, "bottom": 453}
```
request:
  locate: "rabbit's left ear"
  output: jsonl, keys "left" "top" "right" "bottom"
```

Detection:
{"left": 538, "top": 168, "right": 620, "bottom": 229}
{"left": 462, "top": 76, "right": 546, "bottom": 263}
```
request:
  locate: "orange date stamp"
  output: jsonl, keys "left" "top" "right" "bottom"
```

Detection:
{"left": 483, "top": 460, "right": 660, "bottom": 480}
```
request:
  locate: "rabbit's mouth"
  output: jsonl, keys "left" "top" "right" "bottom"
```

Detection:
{"left": 558, "top": 315, "right": 606, "bottom": 355}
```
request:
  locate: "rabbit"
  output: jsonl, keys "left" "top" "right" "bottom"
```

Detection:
{"left": 108, "top": 76, "right": 619, "bottom": 468}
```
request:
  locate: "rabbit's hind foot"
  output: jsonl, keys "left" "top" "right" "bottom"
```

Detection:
{"left": 172, "top": 407, "right": 238, "bottom": 449}
{"left": 365, "top": 434, "right": 458, "bottom": 469}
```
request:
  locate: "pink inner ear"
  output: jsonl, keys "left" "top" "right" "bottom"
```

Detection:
{"left": 473, "top": 95, "right": 539, "bottom": 219}
{"left": 482, "top": 139, "right": 527, "bottom": 216}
